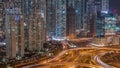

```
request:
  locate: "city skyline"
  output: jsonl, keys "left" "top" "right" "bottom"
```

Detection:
{"left": 0, "top": 0, "right": 120, "bottom": 68}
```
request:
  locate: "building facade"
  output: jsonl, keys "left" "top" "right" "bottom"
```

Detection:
{"left": 55, "top": 0, "right": 67, "bottom": 38}
{"left": 2, "top": 0, "right": 46, "bottom": 58}
{"left": 46, "top": 0, "right": 56, "bottom": 37}
{"left": 55, "top": 0, "right": 77, "bottom": 39}
{"left": 66, "top": 0, "right": 76, "bottom": 39}
{"left": 86, "top": 0, "right": 97, "bottom": 37}
{"left": 0, "top": 1, "right": 5, "bottom": 42}
{"left": 4, "top": 0, "right": 24, "bottom": 58}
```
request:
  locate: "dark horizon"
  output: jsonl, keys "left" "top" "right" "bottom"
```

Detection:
{"left": 110, "top": 0, "right": 120, "bottom": 14}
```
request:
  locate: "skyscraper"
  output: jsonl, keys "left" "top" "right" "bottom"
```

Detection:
{"left": 4, "top": 0, "right": 25, "bottom": 58}
{"left": 46, "top": 0, "right": 56, "bottom": 37}
{"left": 66, "top": 0, "right": 76, "bottom": 39}
{"left": 0, "top": 1, "right": 5, "bottom": 42}
{"left": 74, "top": 0, "right": 87, "bottom": 30}
{"left": 55, "top": 0, "right": 67, "bottom": 38}
{"left": 86, "top": 0, "right": 97, "bottom": 37}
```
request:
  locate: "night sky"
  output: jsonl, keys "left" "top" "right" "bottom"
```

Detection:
{"left": 110, "top": 0, "right": 120, "bottom": 14}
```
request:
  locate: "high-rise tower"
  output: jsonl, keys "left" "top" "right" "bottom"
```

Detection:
{"left": 46, "top": 0, "right": 56, "bottom": 37}
{"left": 4, "top": 0, "right": 25, "bottom": 58}
{"left": 24, "top": 0, "right": 46, "bottom": 51}
{"left": 56, "top": 0, "right": 67, "bottom": 38}
{"left": 66, "top": 0, "right": 76, "bottom": 39}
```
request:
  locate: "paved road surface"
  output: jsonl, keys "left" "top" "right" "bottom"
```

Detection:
{"left": 22, "top": 47, "right": 120, "bottom": 68}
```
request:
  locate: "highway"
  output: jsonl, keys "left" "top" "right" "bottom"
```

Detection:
{"left": 22, "top": 46, "right": 120, "bottom": 68}
{"left": 20, "top": 38, "right": 120, "bottom": 68}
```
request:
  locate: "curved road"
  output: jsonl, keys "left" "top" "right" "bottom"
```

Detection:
{"left": 21, "top": 47, "right": 120, "bottom": 68}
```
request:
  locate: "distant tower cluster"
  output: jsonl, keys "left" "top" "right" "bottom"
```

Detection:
{"left": 47, "top": 0, "right": 84, "bottom": 39}
{"left": 46, "top": 0, "right": 109, "bottom": 38}
{"left": 85, "top": 0, "right": 110, "bottom": 37}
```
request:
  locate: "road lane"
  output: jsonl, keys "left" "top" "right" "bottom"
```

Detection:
{"left": 22, "top": 47, "right": 120, "bottom": 68}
